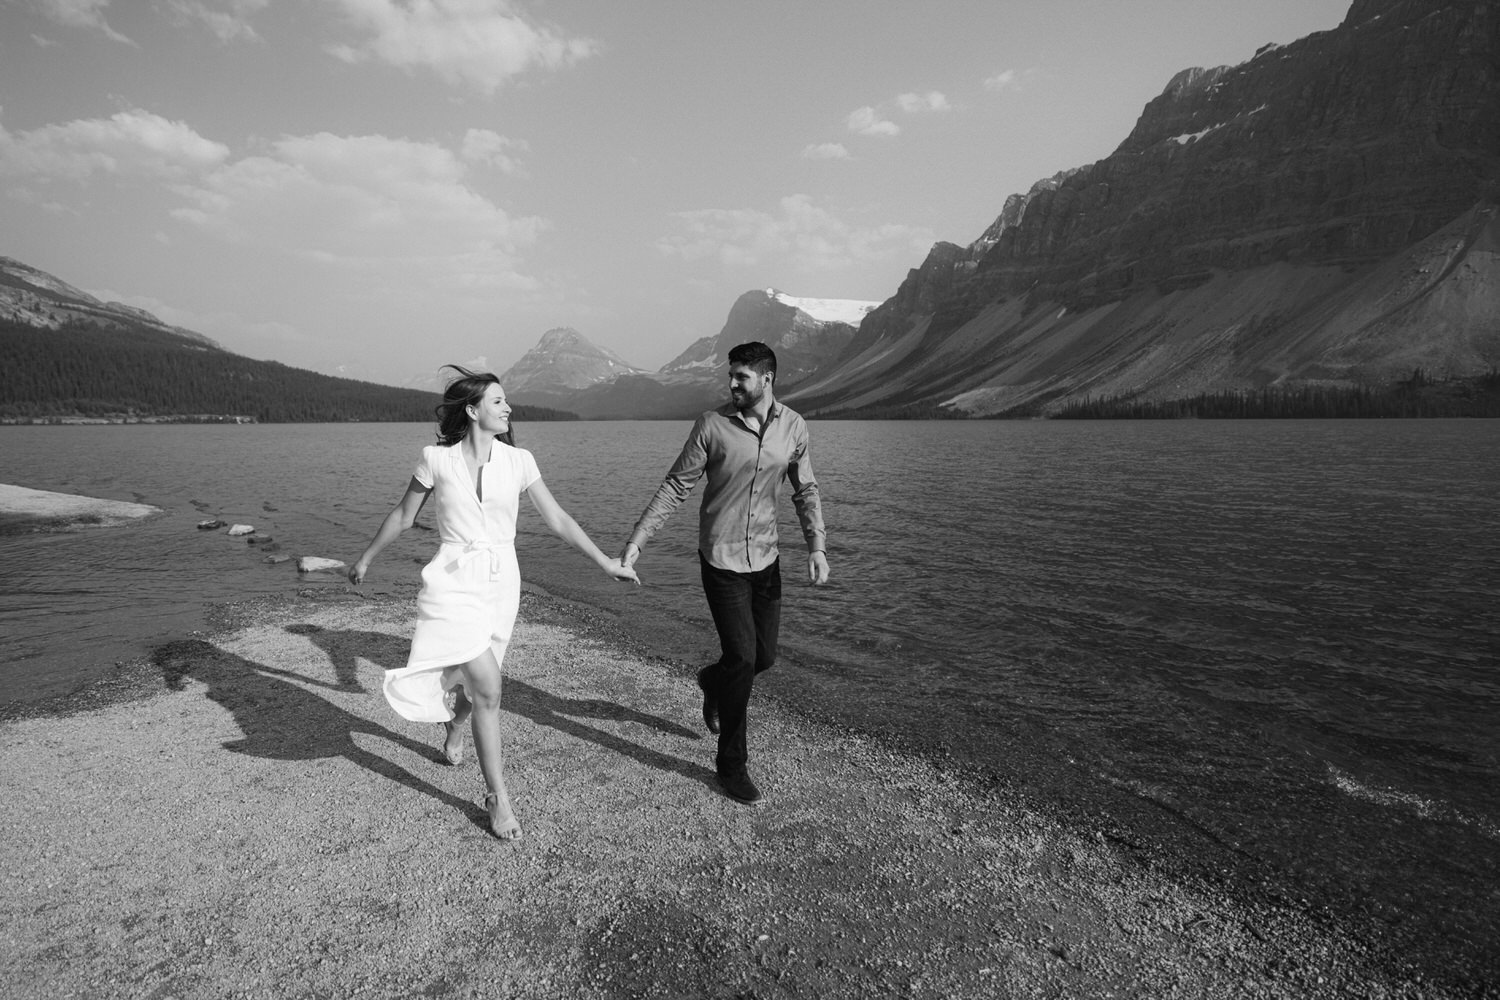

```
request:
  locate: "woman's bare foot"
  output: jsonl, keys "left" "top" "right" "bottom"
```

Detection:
{"left": 483, "top": 787, "right": 522, "bottom": 841}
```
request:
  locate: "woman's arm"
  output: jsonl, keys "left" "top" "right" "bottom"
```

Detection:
{"left": 348, "top": 477, "right": 431, "bottom": 584}
{"left": 527, "top": 477, "right": 640, "bottom": 585}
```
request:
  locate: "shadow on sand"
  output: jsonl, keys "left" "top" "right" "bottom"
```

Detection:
{"left": 292, "top": 624, "right": 716, "bottom": 788}
{"left": 153, "top": 637, "right": 480, "bottom": 827}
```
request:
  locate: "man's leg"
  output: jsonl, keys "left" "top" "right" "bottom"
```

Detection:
{"left": 700, "top": 557, "right": 758, "bottom": 792}
{"left": 750, "top": 558, "right": 782, "bottom": 676}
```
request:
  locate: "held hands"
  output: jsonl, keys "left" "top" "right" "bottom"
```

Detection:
{"left": 603, "top": 556, "right": 641, "bottom": 586}
{"left": 808, "top": 550, "right": 830, "bottom": 586}
{"left": 610, "top": 542, "right": 642, "bottom": 586}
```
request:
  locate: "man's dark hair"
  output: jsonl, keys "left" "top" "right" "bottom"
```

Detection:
{"left": 728, "top": 341, "right": 777, "bottom": 379}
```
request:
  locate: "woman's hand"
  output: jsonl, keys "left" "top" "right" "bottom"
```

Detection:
{"left": 603, "top": 557, "right": 641, "bottom": 586}
{"left": 348, "top": 560, "right": 369, "bottom": 585}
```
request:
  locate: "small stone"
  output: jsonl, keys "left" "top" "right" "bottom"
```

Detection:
{"left": 297, "top": 556, "right": 346, "bottom": 573}
{"left": 196, "top": 519, "right": 225, "bottom": 530}
{"left": 226, "top": 524, "right": 254, "bottom": 536}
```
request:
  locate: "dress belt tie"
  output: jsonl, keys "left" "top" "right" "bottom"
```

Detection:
{"left": 445, "top": 540, "right": 512, "bottom": 581}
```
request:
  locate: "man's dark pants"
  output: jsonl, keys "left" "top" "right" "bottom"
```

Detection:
{"left": 699, "top": 554, "right": 781, "bottom": 774}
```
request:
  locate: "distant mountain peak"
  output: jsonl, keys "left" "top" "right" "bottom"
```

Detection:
{"left": 533, "top": 326, "right": 611, "bottom": 355}
{"left": 661, "top": 287, "right": 867, "bottom": 383}
{"left": 501, "top": 327, "right": 647, "bottom": 397}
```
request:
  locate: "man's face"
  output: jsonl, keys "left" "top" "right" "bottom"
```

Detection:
{"left": 728, "top": 362, "right": 770, "bottom": 410}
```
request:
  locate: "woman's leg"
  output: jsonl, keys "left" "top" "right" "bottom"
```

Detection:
{"left": 441, "top": 686, "right": 472, "bottom": 764}
{"left": 445, "top": 648, "right": 520, "bottom": 840}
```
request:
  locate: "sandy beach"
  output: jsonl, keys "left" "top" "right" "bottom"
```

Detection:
{"left": 0, "top": 581, "right": 1454, "bottom": 1000}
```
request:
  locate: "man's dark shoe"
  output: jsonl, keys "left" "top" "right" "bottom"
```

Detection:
{"left": 696, "top": 667, "right": 720, "bottom": 734}
{"left": 716, "top": 768, "right": 762, "bottom": 805}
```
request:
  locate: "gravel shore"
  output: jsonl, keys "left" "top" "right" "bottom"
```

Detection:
{"left": 0, "top": 585, "right": 1461, "bottom": 999}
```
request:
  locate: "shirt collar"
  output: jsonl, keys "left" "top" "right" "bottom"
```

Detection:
{"left": 718, "top": 400, "right": 782, "bottom": 424}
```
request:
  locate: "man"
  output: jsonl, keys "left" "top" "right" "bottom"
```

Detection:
{"left": 621, "top": 341, "right": 829, "bottom": 804}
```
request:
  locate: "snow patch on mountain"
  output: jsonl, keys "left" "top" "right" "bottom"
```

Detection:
{"left": 768, "top": 289, "right": 879, "bottom": 326}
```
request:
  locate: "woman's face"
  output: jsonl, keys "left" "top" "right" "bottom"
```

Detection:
{"left": 468, "top": 383, "right": 511, "bottom": 435}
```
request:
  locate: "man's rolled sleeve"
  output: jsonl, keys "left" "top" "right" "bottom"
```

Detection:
{"left": 628, "top": 416, "right": 709, "bottom": 550}
{"left": 788, "top": 435, "right": 825, "bottom": 555}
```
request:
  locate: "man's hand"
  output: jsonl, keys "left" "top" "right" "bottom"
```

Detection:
{"left": 807, "top": 550, "right": 829, "bottom": 586}
{"left": 620, "top": 542, "right": 641, "bottom": 569}
{"left": 603, "top": 557, "right": 641, "bottom": 586}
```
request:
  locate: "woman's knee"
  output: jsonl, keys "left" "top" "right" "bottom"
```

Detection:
{"left": 461, "top": 656, "right": 503, "bottom": 711}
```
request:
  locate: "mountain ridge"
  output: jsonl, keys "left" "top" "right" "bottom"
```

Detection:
{"left": 1, "top": 256, "right": 219, "bottom": 349}
{"left": 788, "top": 0, "right": 1500, "bottom": 416}
{"left": 6, "top": 0, "right": 1497, "bottom": 421}
{"left": 0, "top": 260, "right": 577, "bottom": 423}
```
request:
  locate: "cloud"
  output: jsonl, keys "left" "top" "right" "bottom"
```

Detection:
{"left": 984, "top": 68, "right": 1036, "bottom": 93}
{"left": 163, "top": 0, "right": 269, "bottom": 43}
{"left": 1, "top": 105, "right": 546, "bottom": 294}
{"left": 656, "top": 194, "right": 934, "bottom": 275}
{"left": 27, "top": 0, "right": 133, "bottom": 43}
{"left": 844, "top": 89, "right": 951, "bottom": 140}
{"left": 0, "top": 108, "right": 231, "bottom": 182}
{"left": 323, "top": 0, "right": 597, "bottom": 96}
{"left": 983, "top": 69, "right": 1016, "bottom": 92}
{"left": 461, "top": 128, "right": 529, "bottom": 174}
{"left": 800, "top": 142, "right": 850, "bottom": 161}
{"left": 846, "top": 106, "right": 899, "bottom": 138}
{"left": 169, "top": 131, "right": 546, "bottom": 292}
{"left": 895, "top": 91, "right": 951, "bottom": 114}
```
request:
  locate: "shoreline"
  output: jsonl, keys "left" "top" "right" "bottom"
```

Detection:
{"left": 0, "top": 588, "right": 1465, "bottom": 998}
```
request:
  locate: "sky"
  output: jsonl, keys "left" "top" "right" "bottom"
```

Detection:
{"left": 1, "top": 0, "right": 1352, "bottom": 387}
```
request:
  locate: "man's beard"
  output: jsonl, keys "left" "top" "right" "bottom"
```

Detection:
{"left": 731, "top": 383, "right": 764, "bottom": 410}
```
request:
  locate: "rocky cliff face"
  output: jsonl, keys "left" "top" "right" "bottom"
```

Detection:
{"left": 0, "top": 256, "right": 218, "bottom": 348}
{"left": 790, "top": 0, "right": 1500, "bottom": 415}
{"left": 663, "top": 289, "right": 871, "bottom": 382}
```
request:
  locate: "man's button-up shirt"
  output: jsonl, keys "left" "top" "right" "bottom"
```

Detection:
{"left": 629, "top": 400, "right": 825, "bottom": 572}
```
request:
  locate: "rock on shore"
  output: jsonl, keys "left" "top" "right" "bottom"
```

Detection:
{"left": 0, "top": 483, "right": 159, "bottom": 529}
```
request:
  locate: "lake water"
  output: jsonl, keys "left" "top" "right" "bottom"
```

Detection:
{"left": 2, "top": 419, "right": 1496, "bottom": 988}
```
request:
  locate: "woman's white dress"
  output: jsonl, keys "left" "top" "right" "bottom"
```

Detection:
{"left": 382, "top": 441, "right": 541, "bottom": 723}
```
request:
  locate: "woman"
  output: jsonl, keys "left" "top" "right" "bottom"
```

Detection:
{"left": 349, "top": 365, "right": 639, "bottom": 841}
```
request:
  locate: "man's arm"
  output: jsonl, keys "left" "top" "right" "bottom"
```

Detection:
{"left": 788, "top": 426, "right": 829, "bottom": 585}
{"left": 621, "top": 416, "right": 711, "bottom": 567}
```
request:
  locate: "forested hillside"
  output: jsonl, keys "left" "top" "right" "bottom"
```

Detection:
{"left": 0, "top": 320, "right": 576, "bottom": 424}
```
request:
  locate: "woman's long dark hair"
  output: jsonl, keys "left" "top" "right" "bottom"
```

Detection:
{"left": 435, "top": 365, "right": 514, "bottom": 447}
